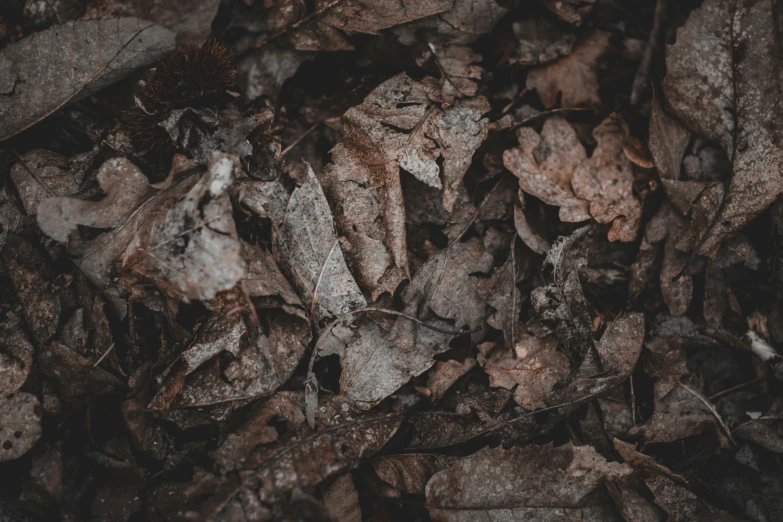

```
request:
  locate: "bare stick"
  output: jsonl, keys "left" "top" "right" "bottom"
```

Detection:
{"left": 631, "top": 0, "right": 667, "bottom": 105}
{"left": 93, "top": 343, "right": 115, "bottom": 368}
{"left": 680, "top": 383, "right": 736, "bottom": 445}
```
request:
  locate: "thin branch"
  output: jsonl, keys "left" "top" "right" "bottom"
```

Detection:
{"left": 630, "top": 0, "right": 667, "bottom": 105}
{"left": 93, "top": 343, "right": 115, "bottom": 368}
{"left": 282, "top": 122, "right": 321, "bottom": 157}
{"left": 680, "top": 383, "right": 736, "bottom": 445}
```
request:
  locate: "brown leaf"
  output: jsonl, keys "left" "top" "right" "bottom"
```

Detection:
{"left": 1, "top": 234, "right": 61, "bottom": 345}
{"left": 0, "top": 320, "right": 33, "bottom": 395}
{"left": 420, "top": 359, "right": 477, "bottom": 403}
{"left": 9, "top": 150, "right": 90, "bottom": 217}
{"left": 322, "top": 474, "right": 361, "bottom": 522}
{"left": 0, "top": 392, "right": 43, "bottom": 462}
{"left": 525, "top": 31, "right": 612, "bottom": 109}
{"left": 542, "top": 0, "right": 596, "bottom": 26}
{"left": 483, "top": 325, "right": 570, "bottom": 410}
{"left": 275, "top": 163, "right": 366, "bottom": 325}
{"left": 648, "top": 95, "right": 691, "bottom": 181}
{"left": 37, "top": 157, "right": 153, "bottom": 243}
{"left": 509, "top": 18, "right": 576, "bottom": 66}
{"left": 0, "top": 18, "right": 175, "bottom": 142}
{"left": 242, "top": 413, "right": 402, "bottom": 505}
{"left": 630, "top": 386, "right": 717, "bottom": 444}
{"left": 514, "top": 201, "right": 550, "bottom": 254}
{"left": 503, "top": 117, "right": 590, "bottom": 223}
{"left": 319, "top": 0, "right": 453, "bottom": 37}
{"left": 86, "top": 0, "right": 220, "bottom": 43}
{"left": 121, "top": 153, "right": 246, "bottom": 302}
{"left": 425, "top": 44, "right": 483, "bottom": 103}
{"left": 321, "top": 74, "right": 489, "bottom": 298}
{"left": 663, "top": 0, "right": 783, "bottom": 257}
{"left": 572, "top": 114, "right": 642, "bottom": 242}
{"left": 371, "top": 454, "right": 454, "bottom": 496}
{"left": 425, "top": 444, "right": 631, "bottom": 521}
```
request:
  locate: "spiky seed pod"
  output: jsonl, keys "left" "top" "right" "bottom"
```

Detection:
{"left": 128, "top": 41, "right": 236, "bottom": 152}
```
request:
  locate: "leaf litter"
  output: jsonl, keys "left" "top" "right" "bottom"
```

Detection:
{"left": 2, "top": 0, "right": 783, "bottom": 520}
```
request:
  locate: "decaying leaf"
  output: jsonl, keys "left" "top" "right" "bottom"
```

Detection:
{"left": 38, "top": 157, "right": 154, "bottom": 243}
{"left": 542, "top": 0, "right": 596, "bottom": 26}
{"left": 275, "top": 163, "right": 365, "bottom": 325}
{"left": 371, "top": 454, "right": 454, "bottom": 496}
{"left": 525, "top": 31, "right": 612, "bottom": 109}
{"left": 503, "top": 117, "right": 590, "bottom": 223}
{"left": 572, "top": 114, "right": 642, "bottom": 242}
{"left": 0, "top": 321, "right": 34, "bottom": 394}
{"left": 648, "top": 95, "right": 691, "bottom": 181}
{"left": 321, "top": 74, "right": 489, "bottom": 298}
{"left": 122, "top": 153, "right": 246, "bottom": 302}
{"left": 483, "top": 324, "right": 570, "bottom": 410}
{"left": 509, "top": 18, "right": 576, "bottom": 66}
{"left": 2, "top": 234, "right": 61, "bottom": 346}
{"left": 86, "top": 0, "right": 221, "bottom": 43}
{"left": 663, "top": 0, "right": 783, "bottom": 257}
{"left": 0, "top": 392, "right": 43, "bottom": 462}
{"left": 425, "top": 444, "right": 631, "bottom": 521}
{"left": 0, "top": 18, "right": 175, "bottom": 141}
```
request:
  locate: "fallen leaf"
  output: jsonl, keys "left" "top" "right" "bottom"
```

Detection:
{"left": 37, "top": 157, "right": 154, "bottom": 243}
{"left": 275, "top": 163, "right": 366, "bottom": 326}
{"left": 526, "top": 31, "right": 612, "bottom": 109}
{"left": 425, "top": 44, "right": 483, "bottom": 103}
{"left": 9, "top": 149, "right": 92, "bottom": 217}
{"left": 1, "top": 234, "right": 61, "bottom": 345}
{"left": 121, "top": 153, "right": 246, "bottom": 302}
{"left": 321, "top": 74, "right": 488, "bottom": 298}
{"left": 322, "top": 474, "right": 361, "bottom": 522}
{"left": 648, "top": 95, "right": 691, "bottom": 181}
{"left": 530, "top": 226, "right": 594, "bottom": 364}
{"left": 371, "top": 454, "right": 454, "bottom": 496}
{"left": 542, "top": 0, "right": 596, "bottom": 26}
{"left": 0, "top": 320, "right": 34, "bottom": 394}
{"left": 0, "top": 18, "right": 175, "bottom": 141}
{"left": 572, "top": 114, "right": 642, "bottom": 242}
{"left": 503, "top": 117, "right": 590, "bottom": 223}
{"left": 420, "top": 359, "right": 477, "bottom": 403}
{"left": 509, "top": 18, "right": 576, "bottom": 66}
{"left": 0, "top": 392, "right": 43, "bottom": 462}
{"left": 514, "top": 201, "right": 550, "bottom": 254}
{"left": 425, "top": 443, "right": 631, "bottom": 521}
{"left": 630, "top": 385, "right": 717, "bottom": 444}
{"left": 663, "top": 0, "right": 783, "bottom": 257}
{"left": 86, "top": 0, "right": 221, "bottom": 43}
{"left": 483, "top": 325, "right": 570, "bottom": 410}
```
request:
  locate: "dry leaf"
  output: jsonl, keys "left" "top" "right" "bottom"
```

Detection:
{"left": 663, "top": 0, "right": 783, "bottom": 257}
{"left": 0, "top": 392, "right": 43, "bottom": 462}
{"left": 503, "top": 117, "right": 590, "bottom": 222}
{"left": 425, "top": 444, "right": 631, "bottom": 521}
{"left": 483, "top": 326, "right": 570, "bottom": 410}
{"left": 421, "top": 359, "right": 477, "bottom": 403}
{"left": 572, "top": 114, "right": 642, "bottom": 242}
{"left": 0, "top": 320, "right": 34, "bottom": 395}
{"left": 38, "top": 157, "right": 153, "bottom": 243}
{"left": 372, "top": 454, "right": 454, "bottom": 496}
{"left": 86, "top": 0, "right": 221, "bottom": 43}
{"left": 509, "top": 18, "right": 576, "bottom": 66}
{"left": 542, "top": 0, "right": 596, "bottom": 26}
{"left": 322, "top": 474, "right": 361, "bottom": 522}
{"left": 9, "top": 150, "right": 90, "bottom": 217}
{"left": 526, "top": 31, "right": 612, "bottom": 109}
{"left": 275, "top": 163, "right": 366, "bottom": 325}
{"left": 0, "top": 18, "right": 175, "bottom": 141}
{"left": 321, "top": 74, "right": 488, "bottom": 298}
{"left": 648, "top": 95, "right": 691, "bottom": 181}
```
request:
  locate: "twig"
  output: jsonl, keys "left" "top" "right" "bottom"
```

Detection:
{"left": 630, "top": 0, "right": 667, "bottom": 105}
{"left": 44, "top": 0, "right": 63, "bottom": 24}
{"left": 503, "top": 107, "right": 591, "bottom": 134}
{"left": 93, "top": 343, "right": 115, "bottom": 368}
{"left": 708, "top": 376, "right": 767, "bottom": 401}
{"left": 282, "top": 122, "right": 321, "bottom": 157}
{"left": 680, "top": 383, "right": 736, "bottom": 445}
{"left": 510, "top": 236, "right": 517, "bottom": 358}
{"left": 241, "top": 0, "right": 344, "bottom": 57}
